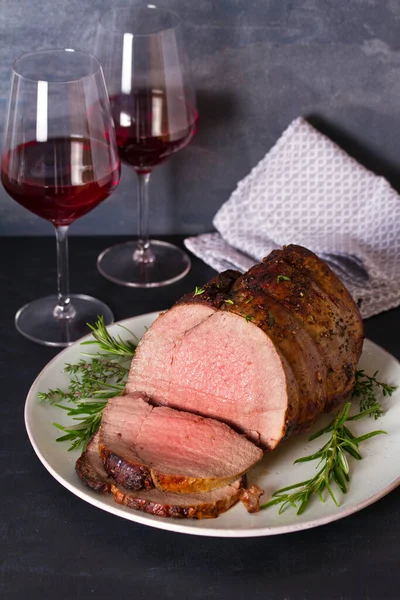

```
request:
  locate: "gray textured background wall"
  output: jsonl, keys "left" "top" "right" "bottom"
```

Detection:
{"left": 1, "top": 0, "right": 400, "bottom": 236}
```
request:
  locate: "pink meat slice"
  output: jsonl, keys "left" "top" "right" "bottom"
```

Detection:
{"left": 127, "top": 307, "right": 293, "bottom": 449}
{"left": 127, "top": 303, "right": 216, "bottom": 401}
{"left": 126, "top": 246, "right": 362, "bottom": 452}
{"left": 76, "top": 431, "right": 245, "bottom": 519}
{"left": 99, "top": 394, "right": 263, "bottom": 493}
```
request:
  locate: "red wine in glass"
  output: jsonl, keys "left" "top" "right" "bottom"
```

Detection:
{"left": 110, "top": 91, "right": 198, "bottom": 174}
{"left": 1, "top": 48, "right": 120, "bottom": 347}
{"left": 95, "top": 6, "right": 198, "bottom": 288}
{"left": 2, "top": 137, "right": 120, "bottom": 225}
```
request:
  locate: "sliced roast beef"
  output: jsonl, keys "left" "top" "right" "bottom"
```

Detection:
{"left": 76, "top": 432, "right": 244, "bottom": 519}
{"left": 231, "top": 245, "right": 363, "bottom": 411}
{"left": 127, "top": 245, "right": 363, "bottom": 450}
{"left": 99, "top": 394, "right": 154, "bottom": 490}
{"left": 126, "top": 303, "right": 216, "bottom": 403}
{"left": 222, "top": 289, "right": 326, "bottom": 434}
{"left": 112, "top": 479, "right": 244, "bottom": 519}
{"left": 127, "top": 270, "right": 241, "bottom": 403}
{"left": 128, "top": 307, "right": 299, "bottom": 449}
{"left": 99, "top": 394, "right": 263, "bottom": 493}
{"left": 231, "top": 257, "right": 347, "bottom": 408}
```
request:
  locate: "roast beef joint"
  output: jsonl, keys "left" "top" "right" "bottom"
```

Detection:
{"left": 76, "top": 245, "right": 364, "bottom": 519}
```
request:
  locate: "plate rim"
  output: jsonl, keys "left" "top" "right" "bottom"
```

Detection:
{"left": 24, "top": 312, "right": 400, "bottom": 538}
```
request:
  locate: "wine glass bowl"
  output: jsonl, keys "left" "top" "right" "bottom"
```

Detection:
{"left": 1, "top": 49, "right": 120, "bottom": 346}
{"left": 95, "top": 6, "right": 197, "bottom": 287}
{"left": 111, "top": 89, "right": 198, "bottom": 174}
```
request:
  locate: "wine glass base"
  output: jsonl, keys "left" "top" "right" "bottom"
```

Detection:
{"left": 97, "top": 239, "right": 191, "bottom": 288}
{"left": 15, "top": 294, "right": 114, "bottom": 347}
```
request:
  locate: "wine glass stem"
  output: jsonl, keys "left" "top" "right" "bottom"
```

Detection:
{"left": 134, "top": 171, "right": 155, "bottom": 264}
{"left": 53, "top": 225, "right": 76, "bottom": 320}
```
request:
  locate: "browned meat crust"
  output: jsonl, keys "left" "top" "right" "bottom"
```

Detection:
{"left": 111, "top": 479, "right": 244, "bottom": 520}
{"left": 259, "top": 245, "right": 363, "bottom": 410}
{"left": 99, "top": 447, "right": 154, "bottom": 491}
{"left": 75, "top": 434, "right": 113, "bottom": 494}
{"left": 177, "top": 269, "right": 241, "bottom": 309}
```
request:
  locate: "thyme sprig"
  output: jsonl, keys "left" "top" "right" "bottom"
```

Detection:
{"left": 38, "top": 317, "right": 136, "bottom": 451}
{"left": 261, "top": 402, "right": 386, "bottom": 515}
{"left": 352, "top": 369, "right": 396, "bottom": 419}
{"left": 38, "top": 358, "right": 129, "bottom": 405}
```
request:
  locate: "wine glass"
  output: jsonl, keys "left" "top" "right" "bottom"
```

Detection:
{"left": 1, "top": 49, "right": 121, "bottom": 347}
{"left": 95, "top": 6, "right": 198, "bottom": 287}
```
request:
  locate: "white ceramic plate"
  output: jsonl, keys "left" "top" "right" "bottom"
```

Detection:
{"left": 25, "top": 312, "right": 400, "bottom": 538}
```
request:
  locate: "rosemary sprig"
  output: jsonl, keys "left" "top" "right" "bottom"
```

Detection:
{"left": 277, "top": 275, "right": 291, "bottom": 283}
{"left": 194, "top": 286, "right": 205, "bottom": 296}
{"left": 38, "top": 317, "right": 136, "bottom": 451}
{"left": 52, "top": 399, "right": 108, "bottom": 452}
{"left": 352, "top": 369, "right": 396, "bottom": 419}
{"left": 82, "top": 316, "right": 138, "bottom": 358}
{"left": 261, "top": 402, "right": 386, "bottom": 515}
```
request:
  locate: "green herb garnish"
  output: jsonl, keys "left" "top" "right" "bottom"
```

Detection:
{"left": 261, "top": 402, "right": 386, "bottom": 515}
{"left": 245, "top": 314, "right": 253, "bottom": 322}
{"left": 224, "top": 299, "right": 234, "bottom": 305}
{"left": 194, "top": 286, "right": 205, "bottom": 296}
{"left": 352, "top": 369, "right": 396, "bottom": 419}
{"left": 38, "top": 317, "right": 136, "bottom": 451}
{"left": 262, "top": 369, "right": 396, "bottom": 515}
{"left": 277, "top": 275, "right": 291, "bottom": 283}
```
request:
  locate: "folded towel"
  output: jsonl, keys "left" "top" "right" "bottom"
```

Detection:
{"left": 185, "top": 117, "right": 400, "bottom": 318}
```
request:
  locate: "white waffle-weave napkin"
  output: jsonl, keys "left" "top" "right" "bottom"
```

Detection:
{"left": 185, "top": 117, "right": 400, "bottom": 318}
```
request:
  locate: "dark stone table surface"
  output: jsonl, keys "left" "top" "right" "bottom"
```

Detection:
{"left": 1, "top": 236, "right": 399, "bottom": 600}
